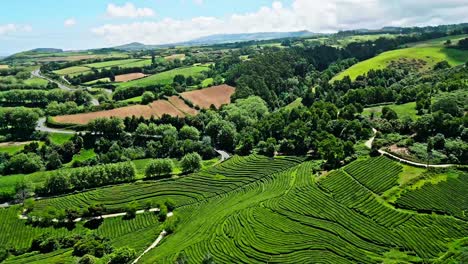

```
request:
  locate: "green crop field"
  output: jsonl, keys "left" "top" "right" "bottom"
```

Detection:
{"left": 23, "top": 77, "right": 49, "bottom": 86}
{"left": 136, "top": 156, "right": 466, "bottom": 263}
{"left": 2, "top": 155, "right": 465, "bottom": 263}
{"left": 0, "top": 205, "right": 162, "bottom": 261}
{"left": 53, "top": 66, "right": 91, "bottom": 76}
{"left": 48, "top": 133, "right": 74, "bottom": 145}
{"left": 116, "top": 65, "right": 209, "bottom": 89}
{"left": 395, "top": 170, "right": 468, "bottom": 220}
{"left": 84, "top": 58, "right": 143, "bottom": 69}
{"left": 333, "top": 35, "right": 468, "bottom": 81}
{"left": 363, "top": 102, "right": 418, "bottom": 120}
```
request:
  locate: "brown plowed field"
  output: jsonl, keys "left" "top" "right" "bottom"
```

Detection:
{"left": 168, "top": 96, "right": 199, "bottom": 116}
{"left": 53, "top": 101, "right": 185, "bottom": 125}
{"left": 115, "top": 73, "right": 147, "bottom": 82}
{"left": 180, "top": 85, "right": 235, "bottom": 109}
{"left": 149, "top": 100, "right": 185, "bottom": 117}
{"left": 53, "top": 85, "right": 235, "bottom": 125}
{"left": 53, "top": 105, "right": 154, "bottom": 125}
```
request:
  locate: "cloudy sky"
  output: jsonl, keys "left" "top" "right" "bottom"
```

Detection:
{"left": 1, "top": 0, "right": 467, "bottom": 55}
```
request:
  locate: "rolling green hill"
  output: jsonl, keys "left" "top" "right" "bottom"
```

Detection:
{"left": 333, "top": 34, "right": 468, "bottom": 81}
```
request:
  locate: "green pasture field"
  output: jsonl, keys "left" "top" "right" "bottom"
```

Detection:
{"left": 48, "top": 133, "right": 74, "bottom": 145}
{"left": 0, "top": 141, "right": 43, "bottom": 155}
{"left": 83, "top": 77, "right": 110, "bottom": 85}
{"left": 84, "top": 58, "right": 142, "bottom": 69}
{"left": 201, "top": 77, "right": 214, "bottom": 87}
{"left": 53, "top": 66, "right": 90, "bottom": 76}
{"left": 363, "top": 102, "right": 418, "bottom": 120}
{"left": 332, "top": 34, "right": 468, "bottom": 81}
{"left": 116, "top": 66, "right": 209, "bottom": 89}
{"left": 23, "top": 77, "right": 49, "bottom": 86}
{"left": 122, "top": 95, "right": 142, "bottom": 103}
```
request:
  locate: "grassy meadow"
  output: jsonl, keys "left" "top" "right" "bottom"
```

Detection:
{"left": 333, "top": 35, "right": 468, "bottom": 81}
{"left": 116, "top": 65, "right": 209, "bottom": 89}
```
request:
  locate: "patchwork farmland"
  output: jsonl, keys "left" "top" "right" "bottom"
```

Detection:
{"left": 51, "top": 85, "right": 235, "bottom": 125}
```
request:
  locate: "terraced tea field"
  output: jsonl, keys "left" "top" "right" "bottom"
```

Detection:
{"left": 138, "top": 157, "right": 468, "bottom": 263}
{"left": 3, "top": 155, "right": 465, "bottom": 263}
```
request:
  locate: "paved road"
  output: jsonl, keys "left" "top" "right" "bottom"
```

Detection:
{"left": 32, "top": 69, "right": 99, "bottom": 106}
{"left": 32, "top": 69, "right": 73, "bottom": 91}
{"left": 215, "top": 149, "right": 231, "bottom": 162}
{"left": 36, "top": 117, "right": 76, "bottom": 134}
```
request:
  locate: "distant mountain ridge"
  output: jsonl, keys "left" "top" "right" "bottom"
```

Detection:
{"left": 114, "top": 30, "right": 317, "bottom": 51}
{"left": 28, "top": 48, "right": 63, "bottom": 53}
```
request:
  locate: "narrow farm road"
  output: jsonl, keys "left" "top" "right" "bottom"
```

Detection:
{"left": 132, "top": 212, "right": 174, "bottom": 264}
{"left": 32, "top": 69, "right": 100, "bottom": 106}
{"left": 35, "top": 117, "right": 76, "bottom": 134}
{"left": 364, "top": 128, "right": 378, "bottom": 149}
{"left": 215, "top": 149, "right": 231, "bottom": 162}
{"left": 377, "top": 149, "right": 456, "bottom": 168}
{"left": 19, "top": 207, "right": 166, "bottom": 222}
{"left": 366, "top": 128, "right": 456, "bottom": 168}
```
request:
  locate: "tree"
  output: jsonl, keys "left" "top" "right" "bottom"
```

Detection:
{"left": 5, "top": 153, "right": 44, "bottom": 174}
{"left": 433, "top": 60, "right": 450, "bottom": 70}
{"left": 46, "top": 151, "right": 62, "bottom": 170}
{"left": 145, "top": 159, "right": 173, "bottom": 178}
{"left": 180, "top": 152, "right": 202, "bottom": 173}
{"left": 318, "top": 136, "right": 345, "bottom": 169}
{"left": 15, "top": 179, "right": 33, "bottom": 204}
{"left": 124, "top": 202, "right": 138, "bottom": 219}
{"left": 141, "top": 91, "right": 155, "bottom": 104}
{"left": 109, "top": 247, "right": 136, "bottom": 264}
{"left": 45, "top": 173, "right": 70, "bottom": 194}
{"left": 179, "top": 125, "right": 200, "bottom": 141}
{"left": 0, "top": 247, "right": 8, "bottom": 263}
{"left": 78, "top": 255, "right": 97, "bottom": 264}
{"left": 174, "top": 252, "right": 189, "bottom": 264}
{"left": 381, "top": 106, "right": 398, "bottom": 120}
{"left": 202, "top": 253, "right": 216, "bottom": 264}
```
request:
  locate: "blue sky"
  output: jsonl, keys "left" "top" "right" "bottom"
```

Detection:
{"left": 1, "top": 0, "right": 467, "bottom": 55}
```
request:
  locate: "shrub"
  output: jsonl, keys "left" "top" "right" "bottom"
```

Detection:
{"left": 145, "top": 159, "right": 173, "bottom": 178}
{"left": 124, "top": 202, "right": 138, "bottom": 219}
{"left": 0, "top": 247, "right": 8, "bottom": 262}
{"left": 78, "top": 254, "right": 98, "bottom": 264}
{"left": 141, "top": 91, "right": 155, "bottom": 104}
{"left": 165, "top": 199, "right": 176, "bottom": 211}
{"left": 109, "top": 247, "right": 137, "bottom": 264}
{"left": 180, "top": 152, "right": 202, "bottom": 173}
{"left": 158, "top": 205, "right": 168, "bottom": 222}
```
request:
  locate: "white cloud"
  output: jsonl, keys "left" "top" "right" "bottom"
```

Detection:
{"left": 64, "top": 18, "right": 77, "bottom": 27}
{"left": 106, "top": 2, "right": 155, "bottom": 18}
{"left": 193, "top": 0, "right": 203, "bottom": 5}
{"left": 92, "top": 0, "right": 468, "bottom": 45}
{"left": 0, "top": 24, "right": 32, "bottom": 35}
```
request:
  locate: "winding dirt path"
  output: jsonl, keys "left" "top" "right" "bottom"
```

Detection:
{"left": 366, "top": 128, "right": 456, "bottom": 168}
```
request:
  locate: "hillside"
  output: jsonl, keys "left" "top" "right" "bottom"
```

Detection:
{"left": 333, "top": 34, "right": 468, "bottom": 81}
